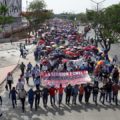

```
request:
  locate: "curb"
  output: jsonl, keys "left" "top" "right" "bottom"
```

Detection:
{"left": 0, "top": 57, "right": 20, "bottom": 86}
{"left": 0, "top": 44, "right": 35, "bottom": 86}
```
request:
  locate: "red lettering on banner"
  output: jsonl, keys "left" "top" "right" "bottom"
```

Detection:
{"left": 40, "top": 71, "right": 91, "bottom": 87}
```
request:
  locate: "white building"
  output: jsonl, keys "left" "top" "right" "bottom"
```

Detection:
{"left": 0, "top": 0, "right": 22, "bottom": 17}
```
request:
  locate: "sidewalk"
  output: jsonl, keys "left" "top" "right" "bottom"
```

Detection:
{"left": 0, "top": 27, "right": 120, "bottom": 120}
{"left": 0, "top": 43, "right": 36, "bottom": 85}
{"left": 1, "top": 48, "right": 120, "bottom": 120}
{"left": 0, "top": 65, "right": 18, "bottom": 85}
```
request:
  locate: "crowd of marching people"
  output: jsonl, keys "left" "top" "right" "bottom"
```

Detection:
{"left": 0, "top": 19, "right": 120, "bottom": 114}
{"left": 4, "top": 69, "right": 120, "bottom": 113}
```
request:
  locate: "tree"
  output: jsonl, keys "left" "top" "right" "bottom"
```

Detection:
{"left": 86, "top": 3, "right": 120, "bottom": 52}
{"left": 76, "top": 13, "right": 88, "bottom": 23}
{"left": 28, "top": 0, "right": 46, "bottom": 11}
{"left": 0, "top": 4, "right": 8, "bottom": 15}
{"left": 0, "top": 4, "right": 14, "bottom": 33}
{"left": 21, "top": 0, "right": 53, "bottom": 36}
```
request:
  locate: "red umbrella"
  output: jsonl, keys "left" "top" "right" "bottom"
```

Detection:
{"left": 41, "top": 59, "right": 48, "bottom": 65}
{"left": 38, "top": 39, "right": 45, "bottom": 45}
{"left": 62, "top": 59, "right": 69, "bottom": 63}
{"left": 90, "top": 45, "right": 97, "bottom": 49}
{"left": 65, "top": 51, "right": 76, "bottom": 57}
{"left": 66, "top": 48, "right": 71, "bottom": 51}
{"left": 83, "top": 46, "right": 97, "bottom": 51}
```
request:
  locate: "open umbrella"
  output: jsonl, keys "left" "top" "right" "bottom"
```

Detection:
{"left": 66, "top": 48, "right": 71, "bottom": 51}
{"left": 62, "top": 59, "right": 69, "bottom": 63}
{"left": 59, "top": 46, "right": 64, "bottom": 49}
{"left": 50, "top": 42, "right": 55, "bottom": 45}
{"left": 52, "top": 44, "right": 57, "bottom": 48}
{"left": 65, "top": 51, "right": 76, "bottom": 57}
{"left": 41, "top": 59, "right": 48, "bottom": 65}
{"left": 97, "top": 60, "right": 104, "bottom": 66}
{"left": 38, "top": 39, "right": 45, "bottom": 45}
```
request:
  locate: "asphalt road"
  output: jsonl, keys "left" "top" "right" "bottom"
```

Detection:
{"left": 0, "top": 27, "right": 120, "bottom": 120}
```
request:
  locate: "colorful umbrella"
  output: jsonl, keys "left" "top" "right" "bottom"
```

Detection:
{"left": 62, "top": 59, "right": 69, "bottom": 63}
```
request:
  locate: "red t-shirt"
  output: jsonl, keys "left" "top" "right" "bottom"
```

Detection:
{"left": 58, "top": 87, "right": 64, "bottom": 94}
{"left": 49, "top": 87, "right": 56, "bottom": 96}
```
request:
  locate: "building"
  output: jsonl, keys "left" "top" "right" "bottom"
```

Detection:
{"left": 0, "top": 0, "right": 22, "bottom": 17}
{"left": 0, "top": 0, "right": 23, "bottom": 39}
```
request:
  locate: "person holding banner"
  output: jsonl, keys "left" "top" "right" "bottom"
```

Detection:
{"left": 65, "top": 84, "right": 72, "bottom": 105}
{"left": 84, "top": 83, "right": 92, "bottom": 104}
{"left": 92, "top": 83, "right": 99, "bottom": 105}
{"left": 57, "top": 84, "right": 64, "bottom": 107}
{"left": 49, "top": 85, "right": 57, "bottom": 106}
{"left": 34, "top": 87, "right": 42, "bottom": 111}
{"left": 42, "top": 86, "right": 49, "bottom": 108}
{"left": 71, "top": 85, "right": 79, "bottom": 105}
{"left": 79, "top": 84, "right": 84, "bottom": 103}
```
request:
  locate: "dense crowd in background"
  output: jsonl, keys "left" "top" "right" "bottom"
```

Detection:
{"left": 0, "top": 19, "right": 120, "bottom": 114}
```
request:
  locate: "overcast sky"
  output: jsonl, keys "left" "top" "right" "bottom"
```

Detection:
{"left": 22, "top": 0, "right": 120, "bottom": 13}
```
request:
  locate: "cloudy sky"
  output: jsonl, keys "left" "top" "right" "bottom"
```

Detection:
{"left": 22, "top": 0, "right": 120, "bottom": 13}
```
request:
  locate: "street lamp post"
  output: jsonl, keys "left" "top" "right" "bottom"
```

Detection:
{"left": 90, "top": 0, "right": 106, "bottom": 46}
{"left": 90, "top": 0, "right": 106, "bottom": 12}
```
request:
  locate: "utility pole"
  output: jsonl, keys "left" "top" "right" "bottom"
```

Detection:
{"left": 90, "top": 0, "right": 106, "bottom": 46}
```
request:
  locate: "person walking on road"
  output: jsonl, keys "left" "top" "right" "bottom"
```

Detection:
{"left": 105, "top": 79, "right": 113, "bottom": 104}
{"left": 42, "top": 86, "right": 49, "bottom": 108}
{"left": 79, "top": 84, "right": 84, "bottom": 103}
{"left": 20, "top": 47, "right": 24, "bottom": 58}
{"left": 0, "top": 96, "right": 2, "bottom": 105}
{"left": 112, "top": 67, "right": 119, "bottom": 84}
{"left": 0, "top": 109, "right": 2, "bottom": 117}
{"left": 34, "top": 76, "right": 41, "bottom": 89}
{"left": 28, "top": 88, "right": 34, "bottom": 110}
{"left": 6, "top": 72, "right": 13, "bottom": 91}
{"left": 32, "top": 67, "right": 36, "bottom": 81}
{"left": 9, "top": 87, "right": 18, "bottom": 108}
{"left": 20, "top": 62, "right": 26, "bottom": 76}
{"left": 99, "top": 85, "right": 106, "bottom": 104}
{"left": 65, "top": 84, "right": 72, "bottom": 105}
{"left": 0, "top": 95, "right": 2, "bottom": 117}
{"left": 72, "top": 85, "right": 79, "bottom": 105}
{"left": 34, "top": 87, "right": 42, "bottom": 110}
{"left": 25, "top": 70, "right": 31, "bottom": 84}
{"left": 19, "top": 88, "right": 27, "bottom": 112}
{"left": 49, "top": 85, "right": 57, "bottom": 106}
{"left": 92, "top": 82, "right": 99, "bottom": 105}
{"left": 27, "top": 62, "right": 33, "bottom": 73}
{"left": 84, "top": 83, "right": 92, "bottom": 104}
{"left": 16, "top": 79, "right": 24, "bottom": 92}
{"left": 57, "top": 84, "right": 64, "bottom": 107}
{"left": 112, "top": 83, "right": 120, "bottom": 105}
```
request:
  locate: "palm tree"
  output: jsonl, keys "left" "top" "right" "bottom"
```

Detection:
{"left": 0, "top": 4, "right": 8, "bottom": 16}
{"left": 0, "top": 4, "right": 14, "bottom": 37}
